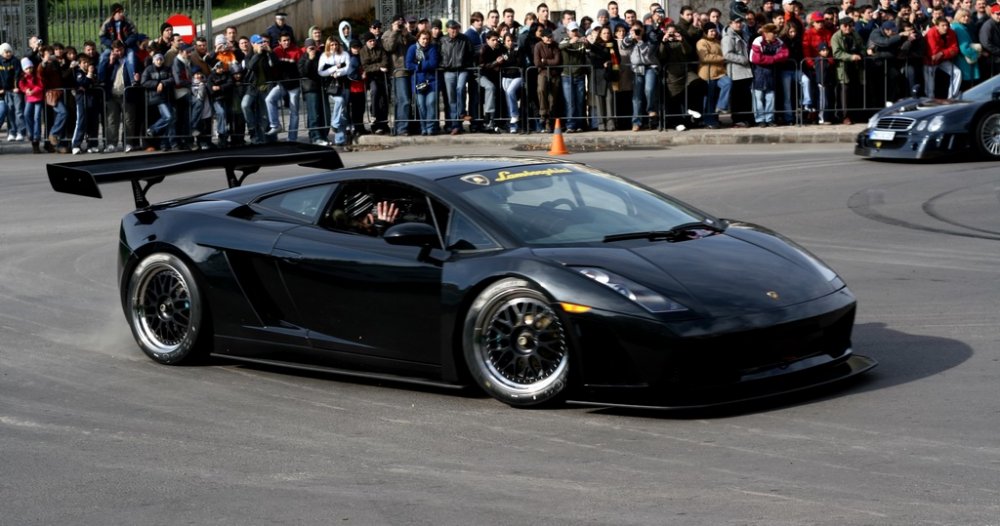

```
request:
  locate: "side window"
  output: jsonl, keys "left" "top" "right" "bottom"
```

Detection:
{"left": 447, "top": 211, "right": 499, "bottom": 251}
{"left": 256, "top": 184, "right": 336, "bottom": 222}
{"left": 323, "top": 181, "right": 449, "bottom": 241}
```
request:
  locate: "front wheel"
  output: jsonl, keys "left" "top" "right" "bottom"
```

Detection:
{"left": 126, "top": 253, "right": 209, "bottom": 364}
{"left": 463, "top": 279, "right": 571, "bottom": 407}
{"left": 973, "top": 112, "right": 1000, "bottom": 160}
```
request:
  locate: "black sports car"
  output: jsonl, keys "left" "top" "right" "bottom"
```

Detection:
{"left": 855, "top": 73, "right": 1000, "bottom": 160}
{"left": 48, "top": 144, "right": 875, "bottom": 408}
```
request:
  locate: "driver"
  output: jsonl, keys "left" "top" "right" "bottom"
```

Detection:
{"left": 333, "top": 191, "right": 399, "bottom": 236}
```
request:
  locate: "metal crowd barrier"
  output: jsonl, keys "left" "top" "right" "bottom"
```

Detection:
{"left": 31, "top": 54, "right": 1000, "bottom": 154}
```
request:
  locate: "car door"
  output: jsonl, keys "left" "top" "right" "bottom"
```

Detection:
{"left": 270, "top": 181, "right": 446, "bottom": 365}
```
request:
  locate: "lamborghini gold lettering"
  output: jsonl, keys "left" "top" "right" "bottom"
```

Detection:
{"left": 494, "top": 167, "right": 572, "bottom": 182}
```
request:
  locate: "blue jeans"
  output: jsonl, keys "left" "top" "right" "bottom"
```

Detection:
{"left": 703, "top": 77, "right": 729, "bottom": 126}
{"left": 414, "top": 89, "right": 437, "bottom": 135}
{"left": 302, "top": 91, "right": 324, "bottom": 141}
{"left": 1, "top": 91, "right": 25, "bottom": 136}
{"left": 632, "top": 68, "right": 659, "bottom": 126}
{"left": 502, "top": 76, "right": 523, "bottom": 122}
{"left": 150, "top": 102, "right": 175, "bottom": 146}
{"left": 800, "top": 71, "right": 814, "bottom": 108}
{"left": 212, "top": 100, "right": 228, "bottom": 137}
{"left": 716, "top": 75, "right": 732, "bottom": 112}
{"left": 752, "top": 89, "right": 775, "bottom": 124}
{"left": 265, "top": 84, "right": 300, "bottom": 141}
{"left": 49, "top": 99, "right": 67, "bottom": 138}
{"left": 328, "top": 93, "right": 348, "bottom": 144}
{"left": 241, "top": 91, "right": 268, "bottom": 144}
{"left": 393, "top": 76, "right": 411, "bottom": 134}
{"left": 561, "top": 75, "right": 586, "bottom": 131}
{"left": 443, "top": 70, "right": 468, "bottom": 130}
{"left": 24, "top": 100, "right": 42, "bottom": 141}
{"left": 779, "top": 69, "right": 795, "bottom": 124}
{"left": 479, "top": 76, "right": 498, "bottom": 114}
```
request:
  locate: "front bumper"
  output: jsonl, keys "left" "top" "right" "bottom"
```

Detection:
{"left": 566, "top": 288, "right": 874, "bottom": 407}
{"left": 855, "top": 129, "right": 970, "bottom": 160}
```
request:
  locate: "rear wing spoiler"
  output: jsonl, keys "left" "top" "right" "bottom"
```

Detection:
{"left": 47, "top": 143, "right": 344, "bottom": 208}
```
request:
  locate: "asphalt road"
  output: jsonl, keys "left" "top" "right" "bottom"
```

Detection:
{"left": 1, "top": 145, "right": 997, "bottom": 525}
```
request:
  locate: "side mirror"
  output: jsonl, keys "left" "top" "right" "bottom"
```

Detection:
{"left": 384, "top": 222, "right": 440, "bottom": 247}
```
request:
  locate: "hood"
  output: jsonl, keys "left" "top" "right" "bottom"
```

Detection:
{"left": 877, "top": 96, "right": 973, "bottom": 120}
{"left": 532, "top": 233, "right": 839, "bottom": 317}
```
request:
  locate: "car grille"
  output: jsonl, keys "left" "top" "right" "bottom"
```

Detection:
{"left": 876, "top": 117, "right": 915, "bottom": 131}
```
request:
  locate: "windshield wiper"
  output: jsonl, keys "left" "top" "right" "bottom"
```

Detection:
{"left": 603, "top": 221, "right": 724, "bottom": 243}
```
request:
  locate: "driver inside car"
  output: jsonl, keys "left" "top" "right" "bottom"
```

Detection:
{"left": 332, "top": 191, "right": 400, "bottom": 236}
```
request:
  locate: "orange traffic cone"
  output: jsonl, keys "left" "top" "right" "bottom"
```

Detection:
{"left": 548, "top": 118, "right": 569, "bottom": 155}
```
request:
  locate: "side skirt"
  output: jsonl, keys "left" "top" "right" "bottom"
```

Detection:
{"left": 210, "top": 352, "right": 469, "bottom": 390}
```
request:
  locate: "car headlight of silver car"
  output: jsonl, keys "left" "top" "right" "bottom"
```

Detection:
{"left": 575, "top": 267, "right": 689, "bottom": 313}
{"left": 927, "top": 115, "right": 945, "bottom": 132}
{"left": 916, "top": 120, "right": 928, "bottom": 131}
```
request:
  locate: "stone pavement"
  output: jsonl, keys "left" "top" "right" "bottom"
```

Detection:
{"left": 0, "top": 123, "right": 867, "bottom": 155}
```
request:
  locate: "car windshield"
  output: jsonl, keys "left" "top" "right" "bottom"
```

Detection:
{"left": 439, "top": 164, "right": 716, "bottom": 246}
{"left": 960, "top": 74, "right": 1000, "bottom": 102}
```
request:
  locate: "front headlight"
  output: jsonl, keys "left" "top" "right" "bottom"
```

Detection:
{"left": 927, "top": 115, "right": 945, "bottom": 132}
{"left": 576, "top": 267, "right": 688, "bottom": 313}
{"left": 916, "top": 120, "right": 928, "bottom": 131}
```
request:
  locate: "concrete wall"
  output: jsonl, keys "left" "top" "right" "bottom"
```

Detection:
{"left": 203, "top": 0, "right": 371, "bottom": 41}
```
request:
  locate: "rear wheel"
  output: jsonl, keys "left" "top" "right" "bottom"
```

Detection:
{"left": 126, "top": 253, "right": 208, "bottom": 364}
{"left": 974, "top": 112, "right": 1000, "bottom": 160}
{"left": 463, "top": 279, "right": 571, "bottom": 407}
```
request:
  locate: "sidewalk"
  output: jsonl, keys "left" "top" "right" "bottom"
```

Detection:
{"left": 0, "top": 123, "right": 867, "bottom": 155}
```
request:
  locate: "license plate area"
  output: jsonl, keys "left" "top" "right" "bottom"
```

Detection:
{"left": 869, "top": 130, "right": 896, "bottom": 141}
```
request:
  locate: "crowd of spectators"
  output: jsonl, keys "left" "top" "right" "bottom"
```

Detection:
{"left": 2, "top": 0, "right": 1000, "bottom": 153}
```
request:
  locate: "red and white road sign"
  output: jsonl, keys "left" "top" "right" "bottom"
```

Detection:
{"left": 166, "top": 13, "right": 196, "bottom": 44}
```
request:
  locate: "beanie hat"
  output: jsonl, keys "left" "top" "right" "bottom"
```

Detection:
{"left": 0, "top": 42, "right": 12, "bottom": 54}
{"left": 21, "top": 57, "right": 33, "bottom": 69}
{"left": 214, "top": 34, "right": 227, "bottom": 47}
{"left": 160, "top": 23, "right": 172, "bottom": 34}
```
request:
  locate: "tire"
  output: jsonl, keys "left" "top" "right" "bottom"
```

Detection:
{"left": 126, "top": 253, "right": 209, "bottom": 365}
{"left": 463, "top": 278, "right": 571, "bottom": 407}
{"left": 973, "top": 112, "right": 1000, "bottom": 160}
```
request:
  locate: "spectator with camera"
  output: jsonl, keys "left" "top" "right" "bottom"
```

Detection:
{"left": 405, "top": 30, "right": 440, "bottom": 136}
{"left": 318, "top": 37, "right": 351, "bottom": 145}
{"left": 241, "top": 34, "right": 277, "bottom": 144}
{"left": 141, "top": 53, "right": 175, "bottom": 151}
{"left": 360, "top": 31, "right": 391, "bottom": 134}
{"left": 298, "top": 37, "right": 328, "bottom": 145}
{"left": 479, "top": 30, "right": 507, "bottom": 133}
{"left": 206, "top": 60, "right": 233, "bottom": 147}
{"left": 384, "top": 15, "right": 416, "bottom": 136}
{"left": 621, "top": 22, "right": 660, "bottom": 131}
{"left": 265, "top": 32, "right": 303, "bottom": 140}
{"left": 439, "top": 19, "right": 474, "bottom": 135}
{"left": 559, "top": 21, "right": 590, "bottom": 132}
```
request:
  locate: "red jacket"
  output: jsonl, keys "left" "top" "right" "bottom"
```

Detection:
{"left": 18, "top": 70, "right": 43, "bottom": 103}
{"left": 924, "top": 26, "right": 958, "bottom": 65}
{"left": 802, "top": 26, "right": 832, "bottom": 68}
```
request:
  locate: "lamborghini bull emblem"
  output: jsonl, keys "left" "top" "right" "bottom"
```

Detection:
{"left": 766, "top": 291, "right": 780, "bottom": 300}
